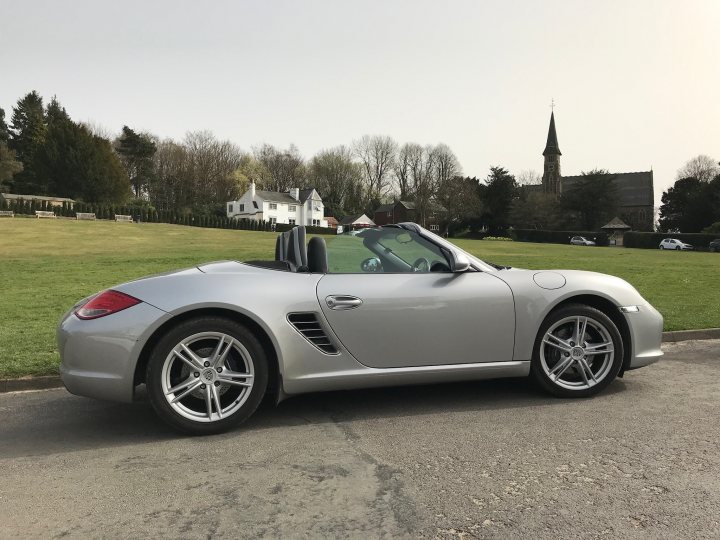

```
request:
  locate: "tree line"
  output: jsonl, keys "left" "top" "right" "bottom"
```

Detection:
{"left": 658, "top": 155, "right": 720, "bottom": 233}
{"left": 2, "top": 90, "right": 717, "bottom": 234}
{"left": 0, "top": 91, "right": 466, "bottom": 223}
{"left": 0, "top": 90, "right": 604, "bottom": 234}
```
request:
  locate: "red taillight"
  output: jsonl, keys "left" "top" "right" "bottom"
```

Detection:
{"left": 75, "top": 290, "right": 142, "bottom": 320}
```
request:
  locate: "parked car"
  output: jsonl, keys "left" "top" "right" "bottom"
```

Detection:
{"left": 709, "top": 239, "right": 720, "bottom": 252}
{"left": 58, "top": 223, "right": 663, "bottom": 434}
{"left": 659, "top": 238, "right": 693, "bottom": 250}
{"left": 570, "top": 236, "right": 596, "bottom": 246}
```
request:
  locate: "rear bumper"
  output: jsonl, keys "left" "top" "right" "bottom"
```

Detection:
{"left": 625, "top": 302, "right": 664, "bottom": 370}
{"left": 58, "top": 302, "right": 168, "bottom": 403}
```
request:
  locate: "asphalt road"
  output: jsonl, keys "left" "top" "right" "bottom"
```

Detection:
{"left": 1, "top": 340, "right": 719, "bottom": 539}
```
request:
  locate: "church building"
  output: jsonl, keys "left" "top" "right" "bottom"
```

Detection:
{"left": 541, "top": 112, "right": 655, "bottom": 231}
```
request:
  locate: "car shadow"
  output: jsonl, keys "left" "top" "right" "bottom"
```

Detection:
{"left": 0, "top": 377, "right": 628, "bottom": 458}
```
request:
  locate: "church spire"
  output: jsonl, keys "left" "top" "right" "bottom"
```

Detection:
{"left": 541, "top": 110, "right": 562, "bottom": 195}
{"left": 543, "top": 111, "right": 561, "bottom": 156}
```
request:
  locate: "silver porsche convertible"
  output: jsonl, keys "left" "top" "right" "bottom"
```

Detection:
{"left": 58, "top": 223, "right": 663, "bottom": 434}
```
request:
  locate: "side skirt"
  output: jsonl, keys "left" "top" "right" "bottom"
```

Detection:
{"left": 280, "top": 360, "right": 531, "bottom": 399}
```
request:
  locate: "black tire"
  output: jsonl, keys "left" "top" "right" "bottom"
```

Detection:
{"left": 530, "top": 304, "right": 624, "bottom": 398}
{"left": 146, "top": 316, "right": 269, "bottom": 435}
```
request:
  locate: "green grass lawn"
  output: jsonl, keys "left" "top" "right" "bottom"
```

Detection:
{"left": 1, "top": 219, "right": 718, "bottom": 378}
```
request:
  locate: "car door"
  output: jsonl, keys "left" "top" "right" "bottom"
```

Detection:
{"left": 317, "top": 273, "right": 515, "bottom": 368}
{"left": 315, "top": 229, "right": 516, "bottom": 369}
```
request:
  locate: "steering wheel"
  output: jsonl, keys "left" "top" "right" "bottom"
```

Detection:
{"left": 412, "top": 257, "right": 431, "bottom": 273}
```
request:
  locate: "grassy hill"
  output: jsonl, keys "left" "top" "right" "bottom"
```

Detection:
{"left": 1, "top": 219, "right": 718, "bottom": 377}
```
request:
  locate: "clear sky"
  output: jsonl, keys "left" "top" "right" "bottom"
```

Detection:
{"left": 2, "top": 0, "right": 719, "bottom": 206}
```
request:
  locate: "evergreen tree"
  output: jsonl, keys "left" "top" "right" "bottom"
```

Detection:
{"left": 37, "top": 98, "right": 131, "bottom": 203}
{"left": 480, "top": 167, "right": 518, "bottom": 235}
{"left": 9, "top": 91, "right": 47, "bottom": 194}
{"left": 0, "top": 107, "right": 9, "bottom": 143}
{"left": 116, "top": 126, "right": 157, "bottom": 198}
{"left": 0, "top": 142, "right": 23, "bottom": 191}
{"left": 560, "top": 170, "right": 618, "bottom": 230}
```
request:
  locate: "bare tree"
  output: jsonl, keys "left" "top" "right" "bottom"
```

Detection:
{"left": 308, "top": 145, "right": 363, "bottom": 217}
{"left": 150, "top": 131, "right": 245, "bottom": 213}
{"left": 394, "top": 144, "right": 413, "bottom": 200}
{"left": 516, "top": 169, "right": 542, "bottom": 186}
{"left": 676, "top": 155, "right": 719, "bottom": 183}
{"left": 253, "top": 143, "right": 305, "bottom": 192}
{"left": 151, "top": 138, "right": 190, "bottom": 211}
{"left": 353, "top": 135, "right": 397, "bottom": 205}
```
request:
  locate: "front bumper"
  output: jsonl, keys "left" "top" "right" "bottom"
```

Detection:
{"left": 57, "top": 302, "right": 168, "bottom": 403}
{"left": 623, "top": 301, "right": 664, "bottom": 370}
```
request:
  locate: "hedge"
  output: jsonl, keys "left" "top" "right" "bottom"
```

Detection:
{"left": 510, "top": 229, "right": 609, "bottom": 247}
{"left": 1, "top": 198, "right": 337, "bottom": 235}
{"left": 275, "top": 223, "right": 336, "bottom": 235}
{"left": 624, "top": 232, "right": 719, "bottom": 251}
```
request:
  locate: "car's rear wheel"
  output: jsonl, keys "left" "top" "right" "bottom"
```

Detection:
{"left": 146, "top": 316, "right": 268, "bottom": 435}
{"left": 530, "top": 304, "right": 623, "bottom": 398}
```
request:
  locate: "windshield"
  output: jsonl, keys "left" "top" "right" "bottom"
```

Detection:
{"left": 324, "top": 224, "right": 503, "bottom": 273}
{"left": 411, "top": 225, "right": 502, "bottom": 272}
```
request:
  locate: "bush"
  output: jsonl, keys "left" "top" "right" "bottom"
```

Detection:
{"left": 702, "top": 221, "right": 720, "bottom": 234}
{"left": 624, "top": 232, "right": 718, "bottom": 251}
{"left": 511, "top": 229, "right": 609, "bottom": 247}
{"left": 483, "top": 236, "right": 513, "bottom": 241}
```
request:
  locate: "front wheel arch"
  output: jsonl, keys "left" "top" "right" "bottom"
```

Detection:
{"left": 133, "top": 308, "right": 281, "bottom": 399}
{"left": 542, "top": 294, "right": 632, "bottom": 374}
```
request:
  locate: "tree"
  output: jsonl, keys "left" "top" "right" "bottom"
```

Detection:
{"left": 510, "top": 191, "right": 563, "bottom": 230}
{"left": 394, "top": 144, "right": 413, "bottom": 200}
{"left": 151, "top": 138, "right": 190, "bottom": 211}
{"left": 516, "top": 170, "right": 542, "bottom": 186}
{"left": 184, "top": 131, "right": 246, "bottom": 215}
{"left": 436, "top": 176, "right": 482, "bottom": 233}
{"left": 9, "top": 91, "right": 47, "bottom": 194}
{"left": 43, "top": 121, "right": 131, "bottom": 203}
{"left": 480, "top": 166, "right": 518, "bottom": 234}
{"left": 658, "top": 176, "right": 719, "bottom": 232}
{"left": 560, "top": 169, "right": 618, "bottom": 230}
{"left": 308, "top": 146, "right": 363, "bottom": 217}
{"left": 0, "top": 107, "right": 9, "bottom": 143}
{"left": 116, "top": 126, "right": 157, "bottom": 198}
{"left": 0, "top": 142, "right": 23, "bottom": 191}
{"left": 353, "top": 135, "right": 397, "bottom": 207}
{"left": 676, "top": 155, "right": 719, "bottom": 183}
{"left": 253, "top": 143, "right": 305, "bottom": 192}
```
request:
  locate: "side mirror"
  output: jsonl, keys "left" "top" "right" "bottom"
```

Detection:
{"left": 361, "top": 257, "right": 383, "bottom": 273}
{"left": 448, "top": 251, "right": 471, "bottom": 273}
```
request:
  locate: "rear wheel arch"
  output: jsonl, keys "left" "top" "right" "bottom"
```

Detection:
{"left": 133, "top": 307, "right": 281, "bottom": 398}
{"left": 544, "top": 294, "right": 632, "bottom": 374}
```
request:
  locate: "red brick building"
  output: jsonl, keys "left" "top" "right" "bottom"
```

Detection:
{"left": 373, "top": 200, "right": 442, "bottom": 232}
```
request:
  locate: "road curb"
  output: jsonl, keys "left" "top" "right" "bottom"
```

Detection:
{"left": 661, "top": 328, "right": 720, "bottom": 343}
{"left": 1, "top": 329, "right": 720, "bottom": 394}
{"left": 0, "top": 376, "right": 64, "bottom": 394}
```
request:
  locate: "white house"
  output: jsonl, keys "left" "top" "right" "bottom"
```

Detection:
{"left": 226, "top": 183, "right": 328, "bottom": 227}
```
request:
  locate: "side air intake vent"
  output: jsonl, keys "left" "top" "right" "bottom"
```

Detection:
{"left": 287, "top": 313, "right": 338, "bottom": 354}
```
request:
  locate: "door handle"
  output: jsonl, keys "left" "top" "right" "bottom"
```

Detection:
{"left": 326, "top": 295, "right": 363, "bottom": 310}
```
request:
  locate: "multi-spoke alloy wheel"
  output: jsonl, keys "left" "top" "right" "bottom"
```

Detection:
{"left": 147, "top": 317, "right": 268, "bottom": 434}
{"left": 531, "top": 304, "right": 623, "bottom": 397}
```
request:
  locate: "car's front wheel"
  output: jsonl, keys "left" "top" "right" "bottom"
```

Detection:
{"left": 530, "top": 304, "right": 623, "bottom": 398}
{"left": 146, "top": 316, "right": 268, "bottom": 435}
